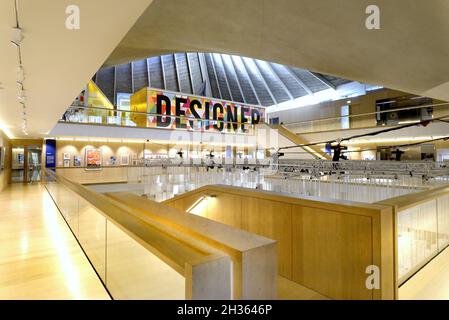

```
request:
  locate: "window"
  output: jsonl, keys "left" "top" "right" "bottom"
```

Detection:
{"left": 341, "top": 105, "right": 349, "bottom": 129}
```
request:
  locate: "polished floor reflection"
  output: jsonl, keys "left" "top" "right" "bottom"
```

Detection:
{"left": 399, "top": 246, "right": 449, "bottom": 300}
{"left": 0, "top": 184, "right": 109, "bottom": 299}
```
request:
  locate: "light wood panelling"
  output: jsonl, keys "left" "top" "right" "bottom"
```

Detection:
{"left": 56, "top": 167, "right": 130, "bottom": 184}
{"left": 0, "top": 130, "right": 12, "bottom": 191}
{"left": 104, "top": 191, "right": 277, "bottom": 299}
{"left": 167, "top": 190, "right": 287, "bottom": 278}
{"left": 278, "top": 276, "right": 328, "bottom": 300}
{"left": 164, "top": 185, "right": 395, "bottom": 300}
{"left": 292, "top": 206, "right": 373, "bottom": 299}
{"left": 205, "top": 193, "right": 242, "bottom": 229}
{"left": 242, "top": 199, "right": 292, "bottom": 278}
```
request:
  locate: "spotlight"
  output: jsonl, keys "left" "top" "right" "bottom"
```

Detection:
{"left": 11, "top": 27, "right": 23, "bottom": 45}
{"left": 18, "top": 95, "right": 26, "bottom": 103}
{"left": 16, "top": 66, "right": 25, "bottom": 83}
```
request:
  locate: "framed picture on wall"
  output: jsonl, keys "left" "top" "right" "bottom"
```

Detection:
{"left": 73, "top": 155, "right": 81, "bottom": 167}
{"left": 63, "top": 159, "right": 70, "bottom": 167}
{"left": 17, "top": 153, "right": 24, "bottom": 164}
{"left": 63, "top": 152, "right": 71, "bottom": 160}
{"left": 120, "top": 154, "right": 130, "bottom": 166}
{"left": 109, "top": 155, "right": 117, "bottom": 166}
{"left": 85, "top": 148, "right": 102, "bottom": 170}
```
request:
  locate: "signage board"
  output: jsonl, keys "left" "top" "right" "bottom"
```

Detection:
{"left": 45, "top": 139, "right": 56, "bottom": 168}
{"left": 130, "top": 88, "right": 265, "bottom": 134}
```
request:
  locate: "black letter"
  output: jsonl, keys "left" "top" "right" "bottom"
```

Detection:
{"left": 226, "top": 105, "right": 239, "bottom": 131}
{"left": 204, "top": 101, "right": 210, "bottom": 130}
{"left": 189, "top": 99, "right": 202, "bottom": 129}
{"left": 251, "top": 109, "right": 261, "bottom": 124}
{"left": 175, "top": 97, "right": 187, "bottom": 129}
{"left": 213, "top": 103, "right": 224, "bottom": 131}
{"left": 240, "top": 106, "right": 248, "bottom": 132}
{"left": 156, "top": 94, "right": 171, "bottom": 127}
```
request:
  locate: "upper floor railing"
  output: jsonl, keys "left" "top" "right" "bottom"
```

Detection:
{"left": 55, "top": 159, "right": 449, "bottom": 203}
{"left": 377, "top": 184, "right": 449, "bottom": 287}
{"left": 60, "top": 104, "right": 261, "bottom": 135}
{"left": 277, "top": 159, "right": 449, "bottom": 178}
{"left": 276, "top": 101, "right": 449, "bottom": 134}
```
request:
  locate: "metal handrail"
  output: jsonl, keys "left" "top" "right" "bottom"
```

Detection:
{"left": 281, "top": 101, "right": 449, "bottom": 127}
{"left": 63, "top": 104, "right": 264, "bottom": 127}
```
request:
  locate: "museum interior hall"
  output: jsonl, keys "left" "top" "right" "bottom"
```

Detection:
{"left": 1, "top": 0, "right": 449, "bottom": 301}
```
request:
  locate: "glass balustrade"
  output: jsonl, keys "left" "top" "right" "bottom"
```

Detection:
{"left": 44, "top": 171, "right": 221, "bottom": 299}
{"left": 84, "top": 164, "right": 427, "bottom": 204}
{"left": 397, "top": 193, "right": 449, "bottom": 285}
{"left": 60, "top": 105, "right": 256, "bottom": 135}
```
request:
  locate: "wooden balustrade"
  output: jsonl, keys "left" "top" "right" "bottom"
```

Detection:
{"left": 47, "top": 172, "right": 276, "bottom": 299}
{"left": 162, "top": 185, "right": 395, "bottom": 300}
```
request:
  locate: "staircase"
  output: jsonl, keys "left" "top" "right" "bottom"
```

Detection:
{"left": 270, "top": 124, "right": 331, "bottom": 160}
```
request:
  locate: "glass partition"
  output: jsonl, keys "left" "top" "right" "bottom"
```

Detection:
{"left": 106, "top": 220, "right": 185, "bottom": 299}
{"left": 27, "top": 146, "right": 42, "bottom": 182}
{"left": 85, "top": 164, "right": 422, "bottom": 203}
{"left": 44, "top": 170, "right": 231, "bottom": 299}
{"left": 11, "top": 147, "right": 24, "bottom": 183}
{"left": 397, "top": 192, "right": 449, "bottom": 285}
{"left": 397, "top": 200, "right": 438, "bottom": 283}
{"left": 437, "top": 194, "right": 449, "bottom": 249}
{"left": 78, "top": 198, "right": 107, "bottom": 281}
{"left": 60, "top": 106, "right": 256, "bottom": 135}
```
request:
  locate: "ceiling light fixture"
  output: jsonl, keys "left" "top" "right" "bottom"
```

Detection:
{"left": 16, "top": 65, "right": 25, "bottom": 83}
{"left": 11, "top": 27, "right": 22, "bottom": 45}
{"left": 11, "top": 0, "right": 28, "bottom": 138}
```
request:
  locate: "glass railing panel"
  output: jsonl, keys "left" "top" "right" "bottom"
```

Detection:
{"left": 76, "top": 162, "right": 436, "bottom": 203}
{"left": 397, "top": 199, "right": 438, "bottom": 283}
{"left": 78, "top": 198, "right": 106, "bottom": 282}
{"left": 105, "top": 220, "right": 185, "bottom": 299}
{"left": 44, "top": 170, "right": 239, "bottom": 300}
{"left": 437, "top": 194, "right": 449, "bottom": 250}
{"left": 57, "top": 184, "right": 79, "bottom": 236}
{"left": 61, "top": 106, "right": 256, "bottom": 135}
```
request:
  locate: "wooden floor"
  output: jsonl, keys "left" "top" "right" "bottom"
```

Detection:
{"left": 399, "top": 246, "right": 449, "bottom": 299}
{"left": 0, "top": 183, "right": 327, "bottom": 300}
{"left": 0, "top": 184, "right": 110, "bottom": 300}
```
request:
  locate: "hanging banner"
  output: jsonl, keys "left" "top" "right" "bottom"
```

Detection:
{"left": 130, "top": 88, "right": 265, "bottom": 134}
